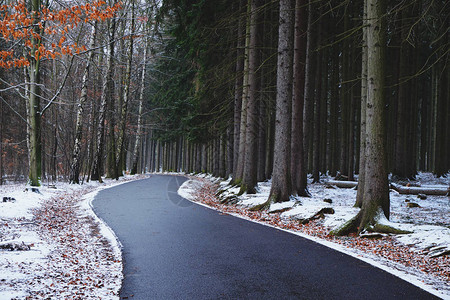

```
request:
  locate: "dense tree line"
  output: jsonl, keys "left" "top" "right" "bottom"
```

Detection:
{"left": 145, "top": 0, "right": 448, "bottom": 179}
{"left": 0, "top": 0, "right": 448, "bottom": 231}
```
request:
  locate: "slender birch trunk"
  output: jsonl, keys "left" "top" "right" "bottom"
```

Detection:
{"left": 116, "top": 1, "right": 135, "bottom": 176}
{"left": 91, "top": 19, "right": 116, "bottom": 182}
{"left": 131, "top": 36, "right": 149, "bottom": 175}
{"left": 69, "top": 23, "right": 97, "bottom": 184}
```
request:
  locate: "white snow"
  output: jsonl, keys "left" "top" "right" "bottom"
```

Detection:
{"left": 0, "top": 175, "right": 145, "bottom": 299}
{"left": 1, "top": 172, "right": 448, "bottom": 299}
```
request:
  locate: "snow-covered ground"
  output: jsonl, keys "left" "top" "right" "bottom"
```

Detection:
{"left": 179, "top": 172, "right": 450, "bottom": 299}
{"left": 1, "top": 172, "right": 448, "bottom": 299}
{"left": 0, "top": 176, "right": 146, "bottom": 299}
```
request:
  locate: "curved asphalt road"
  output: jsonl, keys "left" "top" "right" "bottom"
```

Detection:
{"left": 93, "top": 175, "right": 439, "bottom": 300}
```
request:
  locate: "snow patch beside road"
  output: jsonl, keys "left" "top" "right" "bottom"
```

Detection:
{"left": 0, "top": 175, "right": 146, "bottom": 299}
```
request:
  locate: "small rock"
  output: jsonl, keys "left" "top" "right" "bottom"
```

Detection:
{"left": 24, "top": 187, "right": 41, "bottom": 194}
{"left": 404, "top": 198, "right": 410, "bottom": 203}
{"left": 417, "top": 193, "right": 427, "bottom": 200}
{"left": 407, "top": 202, "right": 421, "bottom": 208}
{"left": 323, "top": 198, "right": 333, "bottom": 204}
{"left": 318, "top": 207, "right": 335, "bottom": 214}
{"left": 2, "top": 197, "right": 16, "bottom": 203}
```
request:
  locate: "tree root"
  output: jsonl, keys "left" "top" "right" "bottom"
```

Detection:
{"left": 331, "top": 212, "right": 412, "bottom": 236}
{"left": 249, "top": 199, "right": 271, "bottom": 211}
{"left": 219, "top": 195, "right": 239, "bottom": 205}
{"left": 367, "top": 223, "right": 412, "bottom": 235}
{"left": 298, "top": 207, "right": 335, "bottom": 225}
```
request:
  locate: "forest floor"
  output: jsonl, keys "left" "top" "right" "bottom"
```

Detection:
{"left": 0, "top": 175, "right": 148, "bottom": 299}
{"left": 0, "top": 172, "right": 448, "bottom": 299}
{"left": 179, "top": 172, "right": 450, "bottom": 299}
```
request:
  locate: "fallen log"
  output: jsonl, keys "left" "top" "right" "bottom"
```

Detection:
{"left": 0, "top": 241, "right": 31, "bottom": 251}
{"left": 390, "top": 183, "right": 449, "bottom": 196}
{"left": 326, "top": 180, "right": 358, "bottom": 189}
{"left": 326, "top": 181, "right": 448, "bottom": 196}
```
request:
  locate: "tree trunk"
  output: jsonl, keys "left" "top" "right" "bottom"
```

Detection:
{"left": 234, "top": 0, "right": 251, "bottom": 184}
{"left": 393, "top": 4, "right": 415, "bottom": 180}
{"left": 242, "top": 0, "right": 263, "bottom": 194}
{"left": 333, "top": 0, "right": 389, "bottom": 235}
{"left": 312, "top": 48, "right": 322, "bottom": 183}
{"left": 266, "top": 0, "right": 295, "bottom": 205}
{"left": 360, "top": 0, "right": 389, "bottom": 226}
{"left": 105, "top": 18, "right": 118, "bottom": 179}
{"left": 291, "top": 0, "right": 309, "bottom": 196}
{"left": 131, "top": 33, "right": 149, "bottom": 175}
{"left": 329, "top": 48, "right": 339, "bottom": 177}
{"left": 232, "top": 0, "right": 246, "bottom": 179}
{"left": 91, "top": 20, "right": 116, "bottom": 182}
{"left": 69, "top": 23, "right": 97, "bottom": 184}
{"left": 116, "top": 1, "right": 135, "bottom": 177}
{"left": 27, "top": 0, "right": 43, "bottom": 186}
{"left": 303, "top": 0, "right": 316, "bottom": 175}
{"left": 355, "top": 3, "right": 368, "bottom": 208}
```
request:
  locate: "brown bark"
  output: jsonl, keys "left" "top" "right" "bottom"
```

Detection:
{"left": 303, "top": 0, "right": 316, "bottom": 175}
{"left": 242, "top": 0, "right": 263, "bottom": 194}
{"left": 70, "top": 23, "right": 97, "bottom": 184}
{"left": 333, "top": 0, "right": 389, "bottom": 235}
{"left": 91, "top": 19, "right": 116, "bottom": 182}
{"left": 356, "top": 3, "right": 368, "bottom": 208}
{"left": 291, "top": 0, "right": 309, "bottom": 196}
{"left": 232, "top": 0, "right": 248, "bottom": 182}
{"left": 267, "top": 0, "right": 295, "bottom": 204}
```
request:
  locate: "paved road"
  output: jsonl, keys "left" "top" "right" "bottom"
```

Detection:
{"left": 93, "top": 175, "right": 439, "bottom": 300}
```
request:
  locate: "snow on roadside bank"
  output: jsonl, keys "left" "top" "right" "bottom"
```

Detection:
{"left": 0, "top": 175, "right": 146, "bottom": 299}
{"left": 179, "top": 173, "right": 449, "bottom": 299}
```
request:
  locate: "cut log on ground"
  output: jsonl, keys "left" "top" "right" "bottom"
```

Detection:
{"left": 390, "top": 183, "right": 449, "bottom": 196}
{"left": 0, "top": 241, "right": 31, "bottom": 251}
{"left": 325, "top": 180, "right": 358, "bottom": 188}
{"left": 326, "top": 181, "right": 449, "bottom": 196}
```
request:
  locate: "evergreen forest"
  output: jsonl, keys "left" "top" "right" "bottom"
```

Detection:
{"left": 0, "top": 0, "right": 448, "bottom": 233}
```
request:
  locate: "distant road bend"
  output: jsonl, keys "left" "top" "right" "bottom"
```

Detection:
{"left": 93, "top": 174, "right": 440, "bottom": 300}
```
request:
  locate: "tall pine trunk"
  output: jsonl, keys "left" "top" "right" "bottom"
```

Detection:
{"left": 234, "top": 0, "right": 251, "bottom": 184}
{"left": 242, "top": 0, "right": 263, "bottom": 194}
{"left": 303, "top": 0, "right": 316, "bottom": 175}
{"left": 356, "top": 2, "right": 368, "bottom": 208}
{"left": 266, "top": 0, "right": 294, "bottom": 205}
{"left": 333, "top": 0, "right": 390, "bottom": 235}
{"left": 291, "top": 0, "right": 309, "bottom": 196}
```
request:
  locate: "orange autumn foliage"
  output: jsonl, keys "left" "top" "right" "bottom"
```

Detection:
{"left": 0, "top": 0, "right": 122, "bottom": 68}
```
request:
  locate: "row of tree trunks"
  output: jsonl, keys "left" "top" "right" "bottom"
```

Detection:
{"left": 91, "top": 18, "right": 116, "bottom": 183}
{"left": 69, "top": 23, "right": 98, "bottom": 184}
